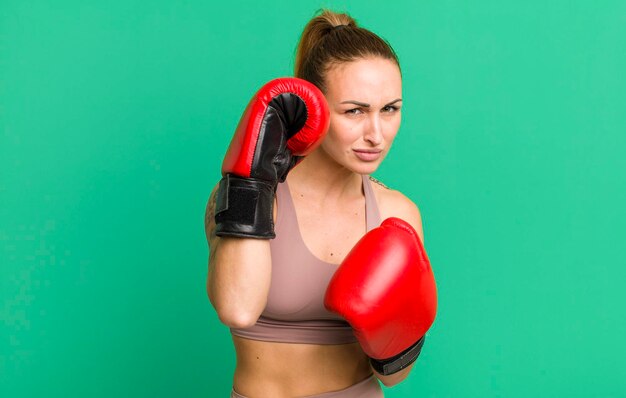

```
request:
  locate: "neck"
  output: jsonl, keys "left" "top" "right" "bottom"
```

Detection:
{"left": 287, "top": 148, "right": 364, "bottom": 203}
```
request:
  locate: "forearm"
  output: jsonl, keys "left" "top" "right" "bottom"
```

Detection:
{"left": 208, "top": 237, "right": 271, "bottom": 328}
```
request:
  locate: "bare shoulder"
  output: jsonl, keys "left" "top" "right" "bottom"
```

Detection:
{"left": 368, "top": 176, "right": 425, "bottom": 244}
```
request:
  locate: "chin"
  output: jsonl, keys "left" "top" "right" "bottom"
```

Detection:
{"left": 349, "top": 159, "right": 383, "bottom": 175}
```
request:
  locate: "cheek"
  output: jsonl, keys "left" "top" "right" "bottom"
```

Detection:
{"left": 327, "top": 119, "right": 360, "bottom": 146}
{"left": 319, "top": 127, "right": 340, "bottom": 155}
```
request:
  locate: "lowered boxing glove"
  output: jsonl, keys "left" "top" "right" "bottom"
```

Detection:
{"left": 215, "top": 78, "right": 329, "bottom": 239}
{"left": 324, "top": 217, "right": 437, "bottom": 375}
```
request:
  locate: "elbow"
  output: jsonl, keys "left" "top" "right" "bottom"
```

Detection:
{"left": 380, "top": 379, "right": 404, "bottom": 388}
{"left": 206, "top": 274, "right": 265, "bottom": 328}
{"left": 378, "top": 374, "right": 407, "bottom": 388}
{"left": 208, "top": 287, "right": 261, "bottom": 328}
{"left": 216, "top": 309, "right": 259, "bottom": 329}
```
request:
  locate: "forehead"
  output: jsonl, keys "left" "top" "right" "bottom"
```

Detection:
{"left": 324, "top": 57, "right": 402, "bottom": 103}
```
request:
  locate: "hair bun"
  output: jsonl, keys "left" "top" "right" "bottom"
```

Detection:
{"left": 294, "top": 9, "right": 399, "bottom": 92}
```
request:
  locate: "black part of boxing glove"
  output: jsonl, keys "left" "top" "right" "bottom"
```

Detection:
{"left": 369, "top": 335, "right": 426, "bottom": 376}
{"left": 249, "top": 93, "right": 307, "bottom": 183}
{"left": 216, "top": 78, "right": 328, "bottom": 239}
{"left": 214, "top": 174, "right": 276, "bottom": 239}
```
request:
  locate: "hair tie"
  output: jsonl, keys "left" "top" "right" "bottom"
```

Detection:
{"left": 332, "top": 24, "right": 350, "bottom": 31}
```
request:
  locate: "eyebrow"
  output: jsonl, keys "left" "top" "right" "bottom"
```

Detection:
{"left": 340, "top": 98, "right": 403, "bottom": 107}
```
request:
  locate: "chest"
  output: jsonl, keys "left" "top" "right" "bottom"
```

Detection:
{"left": 262, "top": 179, "right": 384, "bottom": 321}
{"left": 292, "top": 196, "right": 367, "bottom": 264}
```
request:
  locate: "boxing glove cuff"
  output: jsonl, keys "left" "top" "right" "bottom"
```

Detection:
{"left": 214, "top": 174, "right": 276, "bottom": 239}
{"left": 370, "top": 335, "right": 426, "bottom": 376}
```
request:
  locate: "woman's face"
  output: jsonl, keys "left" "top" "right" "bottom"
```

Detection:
{"left": 321, "top": 57, "right": 402, "bottom": 175}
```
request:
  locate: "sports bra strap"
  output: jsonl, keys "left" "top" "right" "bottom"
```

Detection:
{"left": 362, "top": 174, "right": 382, "bottom": 231}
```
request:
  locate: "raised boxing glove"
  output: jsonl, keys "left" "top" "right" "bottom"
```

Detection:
{"left": 324, "top": 217, "right": 438, "bottom": 375}
{"left": 214, "top": 78, "right": 329, "bottom": 239}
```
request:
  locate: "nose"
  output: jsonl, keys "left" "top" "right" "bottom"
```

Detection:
{"left": 364, "top": 114, "right": 383, "bottom": 146}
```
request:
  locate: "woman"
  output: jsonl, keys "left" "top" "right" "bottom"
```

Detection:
{"left": 205, "top": 9, "right": 436, "bottom": 398}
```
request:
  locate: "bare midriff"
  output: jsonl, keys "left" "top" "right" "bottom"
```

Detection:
{"left": 231, "top": 335, "right": 373, "bottom": 397}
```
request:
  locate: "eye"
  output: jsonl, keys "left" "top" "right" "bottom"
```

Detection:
{"left": 345, "top": 108, "right": 364, "bottom": 115}
{"left": 382, "top": 105, "right": 400, "bottom": 113}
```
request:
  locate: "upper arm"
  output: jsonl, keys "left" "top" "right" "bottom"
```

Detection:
{"left": 379, "top": 188, "right": 425, "bottom": 245}
{"left": 394, "top": 192, "right": 424, "bottom": 245}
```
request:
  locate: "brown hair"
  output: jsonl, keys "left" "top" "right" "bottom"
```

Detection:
{"left": 294, "top": 9, "right": 400, "bottom": 93}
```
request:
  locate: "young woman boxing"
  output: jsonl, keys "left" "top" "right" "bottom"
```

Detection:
{"left": 205, "top": 9, "right": 437, "bottom": 397}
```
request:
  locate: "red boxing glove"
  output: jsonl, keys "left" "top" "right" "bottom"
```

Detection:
{"left": 215, "top": 78, "right": 329, "bottom": 239}
{"left": 324, "top": 217, "right": 437, "bottom": 375}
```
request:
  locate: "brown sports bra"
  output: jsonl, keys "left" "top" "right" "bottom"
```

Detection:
{"left": 230, "top": 174, "right": 383, "bottom": 344}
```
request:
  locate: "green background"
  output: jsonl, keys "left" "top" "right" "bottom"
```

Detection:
{"left": 1, "top": 0, "right": 625, "bottom": 397}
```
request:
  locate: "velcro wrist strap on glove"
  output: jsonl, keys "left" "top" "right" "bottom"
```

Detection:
{"left": 214, "top": 174, "right": 276, "bottom": 239}
{"left": 369, "top": 335, "right": 426, "bottom": 376}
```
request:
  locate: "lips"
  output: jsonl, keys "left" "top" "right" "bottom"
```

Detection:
{"left": 353, "top": 149, "right": 382, "bottom": 162}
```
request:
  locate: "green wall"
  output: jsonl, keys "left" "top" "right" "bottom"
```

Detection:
{"left": 1, "top": 1, "right": 625, "bottom": 397}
